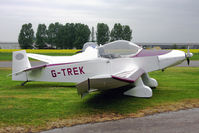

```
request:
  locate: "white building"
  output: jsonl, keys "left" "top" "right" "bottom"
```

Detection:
{"left": 0, "top": 42, "right": 20, "bottom": 49}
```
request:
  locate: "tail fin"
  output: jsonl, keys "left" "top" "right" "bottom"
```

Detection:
{"left": 12, "top": 50, "right": 31, "bottom": 81}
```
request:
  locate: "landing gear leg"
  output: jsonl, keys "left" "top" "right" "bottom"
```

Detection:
{"left": 142, "top": 73, "right": 158, "bottom": 88}
{"left": 124, "top": 77, "right": 152, "bottom": 98}
{"left": 21, "top": 81, "right": 28, "bottom": 86}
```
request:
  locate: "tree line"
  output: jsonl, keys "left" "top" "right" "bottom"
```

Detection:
{"left": 18, "top": 23, "right": 132, "bottom": 49}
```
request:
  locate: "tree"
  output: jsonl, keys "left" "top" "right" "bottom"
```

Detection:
{"left": 35, "top": 24, "right": 47, "bottom": 49}
{"left": 74, "top": 23, "right": 91, "bottom": 49}
{"left": 122, "top": 25, "right": 132, "bottom": 41}
{"left": 91, "top": 26, "right": 95, "bottom": 42}
{"left": 110, "top": 23, "right": 132, "bottom": 42}
{"left": 63, "top": 23, "right": 76, "bottom": 49}
{"left": 68, "top": 23, "right": 76, "bottom": 48}
{"left": 96, "top": 23, "right": 110, "bottom": 45}
{"left": 110, "top": 23, "right": 123, "bottom": 41}
{"left": 47, "top": 23, "right": 90, "bottom": 49}
{"left": 47, "top": 23, "right": 57, "bottom": 48}
{"left": 50, "top": 22, "right": 64, "bottom": 49}
{"left": 18, "top": 23, "right": 34, "bottom": 49}
{"left": 172, "top": 44, "right": 177, "bottom": 49}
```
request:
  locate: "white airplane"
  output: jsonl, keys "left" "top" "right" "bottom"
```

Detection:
{"left": 12, "top": 40, "right": 193, "bottom": 98}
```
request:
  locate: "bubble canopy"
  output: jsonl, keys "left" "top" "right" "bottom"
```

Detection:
{"left": 98, "top": 40, "right": 142, "bottom": 58}
{"left": 82, "top": 42, "right": 98, "bottom": 52}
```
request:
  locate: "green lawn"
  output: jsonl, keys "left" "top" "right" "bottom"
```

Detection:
{"left": 0, "top": 52, "right": 199, "bottom": 61}
{"left": 0, "top": 67, "right": 199, "bottom": 132}
{"left": 190, "top": 53, "right": 199, "bottom": 60}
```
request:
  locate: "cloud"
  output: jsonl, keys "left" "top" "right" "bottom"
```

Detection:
{"left": 0, "top": 0, "right": 199, "bottom": 43}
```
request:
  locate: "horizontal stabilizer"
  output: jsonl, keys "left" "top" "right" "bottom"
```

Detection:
{"left": 10, "top": 64, "right": 47, "bottom": 76}
{"left": 27, "top": 53, "right": 52, "bottom": 63}
{"left": 24, "top": 64, "right": 47, "bottom": 71}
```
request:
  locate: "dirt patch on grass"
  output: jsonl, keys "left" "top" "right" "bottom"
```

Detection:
{"left": 1, "top": 99, "right": 199, "bottom": 133}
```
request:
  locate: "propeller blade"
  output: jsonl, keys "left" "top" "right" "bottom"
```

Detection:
{"left": 187, "top": 58, "right": 190, "bottom": 66}
{"left": 187, "top": 45, "right": 190, "bottom": 54}
{"left": 186, "top": 45, "right": 193, "bottom": 66}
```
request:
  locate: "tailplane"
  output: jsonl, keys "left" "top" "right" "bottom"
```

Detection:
{"left": 12, "top": 50, "right": 31, "bottom": 81}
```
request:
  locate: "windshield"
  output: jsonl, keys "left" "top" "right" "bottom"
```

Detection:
{"left": 98, "top": 40, "right": 142, "bottom": 58}
{"left": 82, "top": 42, "right": 98, "bottom": 52}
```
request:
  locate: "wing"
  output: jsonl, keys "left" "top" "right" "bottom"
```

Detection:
{"left": 77, "top": 66, "right": 145, "bottom": 97}
{"left": 77, "top": 74, "right": 112, "bottom": 97}
{"left": 77, "top": 74, "right": 130, "bottom": 97}
{"left": 112, "top": 67, "right": 145, "bottom": 83}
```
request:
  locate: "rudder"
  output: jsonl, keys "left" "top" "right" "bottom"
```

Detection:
{"left": 12, "top": 50, "right": 31, "bottom": 81}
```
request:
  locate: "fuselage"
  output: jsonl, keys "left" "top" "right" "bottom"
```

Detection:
{"left": 25, "top": 48, "right": 186, "bottom": 84}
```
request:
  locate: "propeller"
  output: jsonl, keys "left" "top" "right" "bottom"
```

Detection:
{"left": 185, "top": 45, "right": 193, "bottom": 66}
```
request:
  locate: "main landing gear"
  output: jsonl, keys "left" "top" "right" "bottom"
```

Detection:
{"left": 124, "top": 73, "right": 158, "bottom": 98}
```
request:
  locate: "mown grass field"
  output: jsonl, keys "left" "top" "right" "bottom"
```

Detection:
{"left": 0, "top": 67, "right": 199, "bottom": 132}
{"left": 0, "top": 49, "right": 199, "bottom": 61}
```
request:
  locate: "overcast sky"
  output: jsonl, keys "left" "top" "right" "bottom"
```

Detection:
{"left": 0, "top": 0, "right": 199, "bottom": 43}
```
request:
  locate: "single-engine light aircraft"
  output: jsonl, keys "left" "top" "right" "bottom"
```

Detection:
{"left": 12, "top": 40, "right": 193, "bottom": 98}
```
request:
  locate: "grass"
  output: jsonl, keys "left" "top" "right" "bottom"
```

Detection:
{"left": 190, "top": 52, "right": 199, "bottom": 60}
{"left": 0, "top": 67, "right": 199, "bottom": 132}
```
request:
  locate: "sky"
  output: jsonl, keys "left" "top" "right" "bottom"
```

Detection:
{"left": 0, "top": 0, "right": 199, "bottom": 43}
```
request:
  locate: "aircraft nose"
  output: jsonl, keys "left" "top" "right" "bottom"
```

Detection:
{"left": 185, "top": 51, "right": 193, "bottom": 65}
{"left": 186, "top": 52, "right": 193, "bottom": 58}
{"left": 159, "top": 50, "right": 185, "bottom": 60}
{"left": 158, "top": 50, "right": 186, "bottom": 69}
